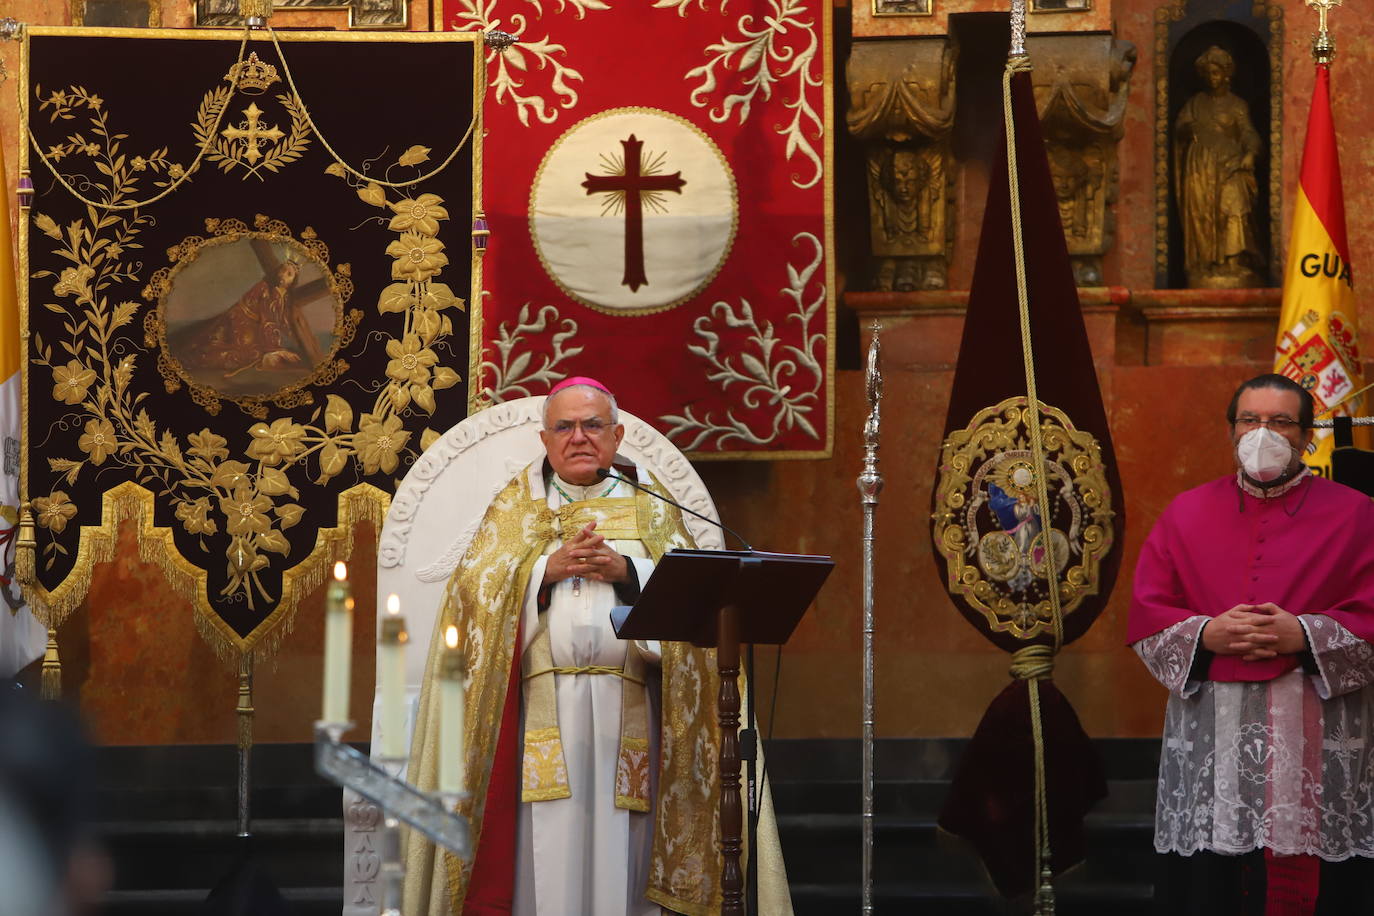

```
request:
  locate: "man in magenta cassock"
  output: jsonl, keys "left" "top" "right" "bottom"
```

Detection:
{"left": 1128, "top": 373, "right": 1374, "bottom": 914}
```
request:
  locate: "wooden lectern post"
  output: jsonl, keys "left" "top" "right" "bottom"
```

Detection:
{"left": 612, "top": 549, "right": 834, "bottom": 916}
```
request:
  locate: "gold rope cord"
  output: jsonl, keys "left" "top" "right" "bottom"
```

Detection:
{"left": 20, "top": 27, "right": 480, "bottom": 212}
{"left": 1001, "top": 53, "right": 1063, "bottom": 910}
{"left": 265, "top": 26, "right": 478, "bottom": 190}
{"left": 523, "top": 664, "right": 646, "bottom": 686}
{"left": 20, "top": 28, "right": 252, "bottom": 211}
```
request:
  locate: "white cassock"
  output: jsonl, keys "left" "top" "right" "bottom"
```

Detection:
{"left": 514, "top": 472, "right": 660, "bottom": 916}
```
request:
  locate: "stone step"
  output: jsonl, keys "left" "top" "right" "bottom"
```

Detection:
{"left": 99, "top": 819, "right": 342, "bottom": 891}
{"left": 768, "top": 776, "right": 1157, "bottom": 816}
{"left": 103, "top": 886, "right": 341, "bottom": 916}
{"left": 777, "top": 810, "right": 1156, "bottom": 889}
{"left": 790, "top": 880, "right": 1154, "bottom": 916}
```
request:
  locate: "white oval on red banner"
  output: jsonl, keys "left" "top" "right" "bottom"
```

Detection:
{"left": 530, "top": 107, "right": 737, "bottom": 315}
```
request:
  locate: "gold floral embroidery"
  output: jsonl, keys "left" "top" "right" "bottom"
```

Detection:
{"left": 521, "top": 727, "right": 572, "bottom": 801}
{"left": 615, "top": 737, "right": 651, "bottom": 812}
{"left": 28, "top": 88, "right": 466, "bottom": 613}
{"left": 33, "top": 492, "right": 77, "bottom": 534}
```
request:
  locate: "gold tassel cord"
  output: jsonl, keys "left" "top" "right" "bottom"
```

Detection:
{"left": 40, "top": 627, "right": 61, "bottom": 699}
{"left": 15, "top": 502, "right": 35, "bottom": 588}
{"left": 1002, "top": 52, "right": 1062, "bottom": 915}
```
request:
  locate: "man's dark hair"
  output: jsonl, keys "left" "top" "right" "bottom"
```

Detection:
{"left": 1226, "top": 373, "right": 1315, "bottom": 429}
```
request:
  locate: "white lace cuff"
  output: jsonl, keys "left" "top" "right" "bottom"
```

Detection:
{"left": 1133, "top": 616, "right": 1208, "bottom": 697}
{"left": 1299, "top": 614, "right": 1374, "bottom": 699}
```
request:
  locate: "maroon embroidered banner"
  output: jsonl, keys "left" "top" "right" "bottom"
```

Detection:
{"left": 441, "top": 0, "right": 834, "bottom": 457}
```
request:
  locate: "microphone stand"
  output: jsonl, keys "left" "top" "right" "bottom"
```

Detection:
{"left": 598, "top": 466, "right": 761, "bottom": 913}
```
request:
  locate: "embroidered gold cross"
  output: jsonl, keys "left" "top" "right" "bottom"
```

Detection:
{"left": 221, "top": 103, "right": 284, "bottom": 165}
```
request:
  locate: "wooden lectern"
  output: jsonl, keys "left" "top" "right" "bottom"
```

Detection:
{"left": 612, "top": 548, "right": 835, "bottom": 916}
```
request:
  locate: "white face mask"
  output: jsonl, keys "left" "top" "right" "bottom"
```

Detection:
{"left": 1236, "top": 426, "right": 1295, "bottom": 483}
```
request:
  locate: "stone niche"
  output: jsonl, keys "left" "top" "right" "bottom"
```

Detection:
{"left": 1156, "top": 0, "right": 1282, "bottom": 289}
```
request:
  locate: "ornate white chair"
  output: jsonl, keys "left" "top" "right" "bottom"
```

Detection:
{"left": 341, "top": 396, "right": 723, "bottom": 914}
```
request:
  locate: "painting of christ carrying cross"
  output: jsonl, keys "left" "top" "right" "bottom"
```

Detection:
{"left": 163, "top": 236, "right": 342, "bottom": 398}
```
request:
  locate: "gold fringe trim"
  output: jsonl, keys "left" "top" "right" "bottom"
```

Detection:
{"left": 22, "top": 480, "right": 390, "bottom": 666}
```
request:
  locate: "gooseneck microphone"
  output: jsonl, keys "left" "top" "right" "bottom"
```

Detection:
{"left": 595, "top": 467, "right": 754, "bottom": 551}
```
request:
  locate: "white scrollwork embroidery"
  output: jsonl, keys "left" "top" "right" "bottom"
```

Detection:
{"left": 479, "top": 304, "right": 583, "bottom": 404}
{"left": 678, "top": 0, "right": 824, "bottom": 189}
{"left": 659, "top": 232, "right": 825, "bottom": 451}
{"left": 378, "top": 400, "right": 543, "bottom": 569}
{"left": 449, "top": 0, "right": 595, "bottom": 126}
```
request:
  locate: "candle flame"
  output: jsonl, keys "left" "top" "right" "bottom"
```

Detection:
{"left": 333, "top": 561, "right": 347, "bottom": 581}
{"left": 445, "top": 625, "right": 459, "bottom": 650}
{"left": 387, "top": 593, "right": 401, "bottom": 616}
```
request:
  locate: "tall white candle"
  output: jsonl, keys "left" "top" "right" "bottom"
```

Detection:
{"left": 438, "top": 625, "right": 466, "bottom": 794}
{"left": 321, "top": 561, "right": 353, "bottom": 724}
{"left": 379, "top": 593, "right": 408, "bottom": 759}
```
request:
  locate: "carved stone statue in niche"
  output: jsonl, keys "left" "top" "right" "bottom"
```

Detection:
{"left": 1029, "top": 34, "right": 1136, "bottom": 287}
{"left": 1173, "top": 45, "right": 1262, "bottom": 289}
{"left": 847, "top": 39, "right": 955, "bottom": 291}
{"left": 1047, "top": 144, "right": 1102, "bottom": 245}
{"left": 870, "top": 145, "right": 945, "bottom": 288}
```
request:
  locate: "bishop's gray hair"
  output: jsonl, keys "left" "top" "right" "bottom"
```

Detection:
{"left": 542, "top": 384, "right": 619, "bottom": 427}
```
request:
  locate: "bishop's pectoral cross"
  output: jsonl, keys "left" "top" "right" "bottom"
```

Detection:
{"left": 582, "top": 135, "right": 686, "bottom": 292}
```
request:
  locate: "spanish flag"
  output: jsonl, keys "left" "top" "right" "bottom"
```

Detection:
{"left": 1275, "top": 63, "right": 1365, "bottom": 476}
{"left": 0, "top": 132, "right": 46, "bottom": 678}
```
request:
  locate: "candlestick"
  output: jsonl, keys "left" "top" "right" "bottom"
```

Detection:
{"left": 379, "top": 593, "right": 408, "bottom": 760}
{"left": 322, "top": 561, "right": 353, "bottom": 724}
{"left": 438, "top": 625, "right": 466, "bottom": 794}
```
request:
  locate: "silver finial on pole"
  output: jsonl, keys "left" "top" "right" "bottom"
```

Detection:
{"left": 1009, "top": 0, "right": 1027, "bottom": 58}
{"left": 857, "top": 321, "right": 884, "bottom": 916}
{"left": 1307, "top": 0, "right": 1341, "bottom": 64}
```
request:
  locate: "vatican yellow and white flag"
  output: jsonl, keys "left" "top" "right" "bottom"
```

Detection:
{"left": 0, "top": 133, "right": 46, "bottom": 678}
{"left": 1275, "top": 62, "right": 1366, "bottom": 476}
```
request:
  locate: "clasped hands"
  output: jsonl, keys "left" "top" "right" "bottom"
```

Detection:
{"left": 1201, "top": 603, "right": 1306, "bottom": 661}
{"left": 542, "top": 521, "right": 629, "bottom": 586}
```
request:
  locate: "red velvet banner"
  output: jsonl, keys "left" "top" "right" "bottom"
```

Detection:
{"left": 441, "top": 0, "right": 834, "bottom": 457}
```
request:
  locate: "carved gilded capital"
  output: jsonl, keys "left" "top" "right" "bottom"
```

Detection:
{"left": 1025, "top": 34, "right": 1136, "bottom": 286}
{"left": 847, "top": 37, "right": 956, "bottom": 291}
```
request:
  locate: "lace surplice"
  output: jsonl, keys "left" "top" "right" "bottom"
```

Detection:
{"left": 1135, "top": 614, "right": 1374, "bottom": 859}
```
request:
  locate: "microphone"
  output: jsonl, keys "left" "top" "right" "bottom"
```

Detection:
{"left": 596, "top": 467, "right": 753, "bottom": 551}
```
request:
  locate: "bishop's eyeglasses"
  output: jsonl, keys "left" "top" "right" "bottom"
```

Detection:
{"left": 1232, "top": 414, "right": 1301, "bottom": 433}
{"left": 546, "top": 417, "right": 613, "bottom": 438}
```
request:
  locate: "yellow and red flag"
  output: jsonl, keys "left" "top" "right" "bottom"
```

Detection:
{"left": 1275, "top": 62, "right": 1365, "bottom": 475}
{"left": 0, "top": 132, "right": 46, "bottom": 678}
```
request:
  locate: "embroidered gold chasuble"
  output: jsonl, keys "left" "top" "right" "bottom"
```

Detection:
{"left": 402, "top": 459, "right": 792, "bottom": 915}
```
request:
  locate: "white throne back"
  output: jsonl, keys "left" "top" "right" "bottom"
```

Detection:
{"left": 341, "top": 396, "right": 723, "bottom": 915}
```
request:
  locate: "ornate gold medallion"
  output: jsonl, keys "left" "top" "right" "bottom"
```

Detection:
{"left": 932, "top": 396, "right": 1114, "bottom": 640}
{"left": 142, "top": 215, "right": 358, "bottom": 418}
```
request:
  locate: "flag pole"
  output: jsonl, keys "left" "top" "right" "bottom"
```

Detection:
{"left": 856, "top": 322, "right": 883, "bottom": 916}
